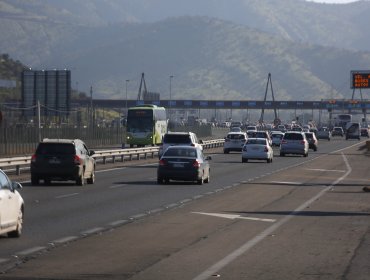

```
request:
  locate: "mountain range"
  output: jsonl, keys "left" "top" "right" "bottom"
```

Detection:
{"left": 1, "top": 0, "right": 370, "bottom": 101}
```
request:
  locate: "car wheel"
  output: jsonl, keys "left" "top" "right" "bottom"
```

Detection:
{"left": 224, "top": 149, "right": 229, "bottom": 154}
{"left": 44, "top": 178, "right": 51, "bottom": 185}
{"left": 31, "top": 175, "right": 39, "bottom": 185}
{"left": 303, "top": 153, "right": 308, "bottom": 157}
{"left": 266, "top": 159, "right": 270, "bottom": 163}
{"left": 87, "top": 168, "right": 95, "bottom": 184}
{"left": 280, "top": 152, "right": 285, "bottom": 157}
{"left": 8, "top": 208, "right": 23, "bottom": 238}
{"left": 164, "top": 178, "right": 170, "bottom": 184}
{"left": 197, "top": 175, "right": 204, "bottom": 185}
{"left": 157, "top": 177, "right": 164, "bottom": 184}
{"left": 204, "top": 172, "right": 210, "bottom": 183}
{"left": 76, "top": 172, "right": 85, "bottom": 186}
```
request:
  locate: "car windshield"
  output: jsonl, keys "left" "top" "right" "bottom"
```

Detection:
{"left": 36, "top": 143, "right": 75, "bottom": 155}
{"left": 227, "top": 134, "right": 245, "bottom": 140}
{"left": 163, "top": 135, "right": 191, "bottom": 144}
{"left": 247, "top": 139, "right": 266, "bottom": 145}
{"left": 255, "top": 132, "right": 267, "bottom": 138}
{"left": 284, "top": 133, "right": 303, "bottom": 140}
{"left": 305, "top": 133, "right": 313, "bottom": 139}
{"left": 164, "top": 148, "right": 197, "bottom": 157}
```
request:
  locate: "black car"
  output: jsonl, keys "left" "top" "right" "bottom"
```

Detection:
{"left": 361, "top": 127, "right": 369, "bottom": 138}
{"left": 157, "top": 146, "right": 211, "bottom": 185}
{"left": 30, "top": 138, "right": 95, "bottom": 186}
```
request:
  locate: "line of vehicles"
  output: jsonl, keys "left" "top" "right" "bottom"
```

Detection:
{"left": 2, "top": 106, "right": 369, "bottom": 239}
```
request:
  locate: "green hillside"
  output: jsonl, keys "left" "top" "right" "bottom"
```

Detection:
{"left": 1, "top": 0, "right": 370, "bottom": 101}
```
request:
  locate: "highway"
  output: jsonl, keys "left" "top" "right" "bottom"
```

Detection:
{"left": 1, "top": 137, "right": 370, "bottom": 279}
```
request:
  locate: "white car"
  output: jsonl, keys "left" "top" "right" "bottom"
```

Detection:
{"left": 223, "top": 132, "right": 247, "bottom": 153}
{"left": 242, "top": 138, "right": 273, "bottom": 163}
{"left": 0, "top": 169, "right": 24, "bottom": 237}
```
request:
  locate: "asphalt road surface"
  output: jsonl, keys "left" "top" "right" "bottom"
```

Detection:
{"left": 1, "top": 137, "right": 369, "bottom": 279}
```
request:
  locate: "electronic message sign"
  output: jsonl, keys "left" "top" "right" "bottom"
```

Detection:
{"left": 351, "top": 71, "right": 370, "bottom": 89}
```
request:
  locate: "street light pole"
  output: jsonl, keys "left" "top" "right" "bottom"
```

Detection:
{"left": 169, "top": 75, "right": 174, "bottom": 121}
{"left": 125, "top": 79, "right": 130, "bottom": 117}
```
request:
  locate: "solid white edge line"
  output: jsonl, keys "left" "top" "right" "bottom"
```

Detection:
{"left": 192, "top": 152, "right": 352, "bottom": 280}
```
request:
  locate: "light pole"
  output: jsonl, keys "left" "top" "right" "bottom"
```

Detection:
{"left": 125, "top": 79, "right": 130, "bottom": 117}
{"left": 169, "top": 75, "right": 174, "bottom": 121}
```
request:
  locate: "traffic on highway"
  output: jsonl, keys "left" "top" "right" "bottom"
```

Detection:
{"left": 1, "top": 121, "right": 369, "bottom": 279}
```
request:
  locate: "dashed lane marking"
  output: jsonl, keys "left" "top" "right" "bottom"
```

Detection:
{"left": 55, "top": 193, "right": 79, "bottom": 199}
{"left": 109, "top": 184, "right": 127, "bottom": 189}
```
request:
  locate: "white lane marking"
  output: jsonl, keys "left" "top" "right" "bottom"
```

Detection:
{"left": 269, "top": 181, "right": 302, "bottom": 185}
{"left": 192, "top": 212, "right": 276, "bottom": 223}
{"left": 306, "top": 168, "right": 346, "bottom": 173}
{"left": 15, "top": 246, "right": 46, "bottom": 256}
{"left": 96, "top": 167, "right": 127, "bottom": 173}
{"left": 109, "top": 184, "right": 127, "bottom": 189}
{"left": 55, "top": 193, "right": 79, "bottom": 199}
{"left": 192, "top": 152, "right": 352, "bottom": 280}
{"left": 50, "top": 236, "right": 79, "bottom": 244}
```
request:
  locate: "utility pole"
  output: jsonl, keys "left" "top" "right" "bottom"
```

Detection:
{"left": 169, "top": 75, "right": 174, "bottom": 122}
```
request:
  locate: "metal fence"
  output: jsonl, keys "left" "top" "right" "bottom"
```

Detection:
{"left": 0, "top": 124, "right": 217, "bottom": 157}
{"left": 0, "top": 126, "right": 125, "bottom": 156}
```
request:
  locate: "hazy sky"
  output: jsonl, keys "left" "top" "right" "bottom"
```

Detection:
{"left": 307, "top": 0, "right": 359, "bottom": 3}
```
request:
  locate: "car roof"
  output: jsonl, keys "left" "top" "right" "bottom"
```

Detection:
{"left": 227, "top": 131, "right": 246, "bottom": 135}
{"left": 165, "top": 145, "right": 199, "bottom": 150}
{"left": 247, "top": 137, "right": 267, "bottom": 141}
{"left": 165, "top": 132, "right": 194, "bottom": 135}
{"left": 41, "top": 138, "right": 81, "bottom": 144}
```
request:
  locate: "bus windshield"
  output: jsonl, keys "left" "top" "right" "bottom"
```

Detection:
{"left": 127, "top": 117, "right": 153, "bottom": 133}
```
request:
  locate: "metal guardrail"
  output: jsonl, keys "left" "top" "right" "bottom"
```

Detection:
{"left": 0, "top": 139, "right": 225, "bottom": 176}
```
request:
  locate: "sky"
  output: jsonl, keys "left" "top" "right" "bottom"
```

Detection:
{"left": 307, "top": 0, "right": 359, "bottom": 3}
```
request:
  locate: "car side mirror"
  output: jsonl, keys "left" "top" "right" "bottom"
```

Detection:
{"left": 11, "top": 181, "right": 22, "bottom": 191}
{"left": 206, "top": 155, "right": 212, "bottom": 160}
{"left": 199, "top": 139, "right": 204, "bottom": 144}
{"left": 89, "top": 150, "right": 95, "bottom": 156}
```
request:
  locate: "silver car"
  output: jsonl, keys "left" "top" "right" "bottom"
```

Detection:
{"left": 280, "top": 131, "right": 309, "bottom": 157}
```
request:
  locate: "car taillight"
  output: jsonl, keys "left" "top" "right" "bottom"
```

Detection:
{"left": 300, "top": 140, "right": 306, "bottom": 145}
{"left": 191, "top": 144, "right": 195, "bottom": 146}
{"left": 264, "top": 146, "right": 269, "bottom": 152}
{"left": 193, "top": 160, "right": 200, "bottom": 168}
{"left": 31, "top": 154, "right": 37, "bottom": 163}
{"left": 281, "top": 140, "right": 287, "bottom": 144}
{"left": 74, "top": 155, "right": 82, "bottom": 165}
{"left": 159, "top": 159, "right": 167, "bottom": 166}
